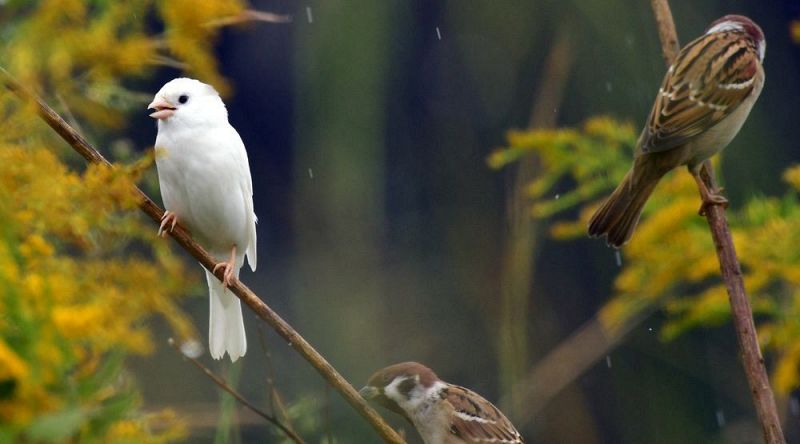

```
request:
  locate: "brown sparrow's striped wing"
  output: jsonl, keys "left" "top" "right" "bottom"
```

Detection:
{"left": 640, "top": 31, "right": 761, "bottom": 153}
{"left": 445, "top": 385, "right": 524, "bottom": 443}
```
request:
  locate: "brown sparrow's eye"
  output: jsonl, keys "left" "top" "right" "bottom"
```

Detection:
{"left": 178, "top": 94, "right": 189, "bottom": 104}
{"left": 397, "top": 378, "right": 417, "bottom": 399}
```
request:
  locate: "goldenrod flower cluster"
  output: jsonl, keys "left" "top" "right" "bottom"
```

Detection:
{"left": 491, "top": 117, "right": 800, "bottom": 392}
{"left": 0, "top": 0, "right": 251, "bottom": 440}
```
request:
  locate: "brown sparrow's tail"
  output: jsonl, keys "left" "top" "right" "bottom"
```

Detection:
{"left": 588, "top": 169, "right": 660, "bottom": 248}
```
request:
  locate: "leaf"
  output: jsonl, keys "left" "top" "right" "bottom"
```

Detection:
{"left": 26, "top": 408, "right": 86, "bottom": 442}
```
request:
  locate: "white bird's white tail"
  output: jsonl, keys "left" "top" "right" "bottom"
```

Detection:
{"left": 205, "top": 269, "right": 247, "bottom": 361}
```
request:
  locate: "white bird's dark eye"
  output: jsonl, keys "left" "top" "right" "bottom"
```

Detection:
{"left": 178, "top": 94, "right": 189, "bottom": 104}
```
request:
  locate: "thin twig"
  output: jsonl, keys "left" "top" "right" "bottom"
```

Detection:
{"left": 0, "top": 67, "right": 406, "bottom": 444}
{"left": 168, "top": 339, "right": 305, "bottom": 444}
{"left": 256, "top": 324, "right": 297, "bottom": 434}
{"left": 204, "top": 9, "right": 292, "bottom": 28}
{"left": 649, "top": 2, "right": 785, "bottom": 443}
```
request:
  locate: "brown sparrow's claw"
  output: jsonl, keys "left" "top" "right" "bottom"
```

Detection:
{"left": 696, "top": 184, "right": 729, "bottom": 216}
{"left": 692, "top": 171, "right": 729, "bottom": 216}
{"left": 159, "top": 211, "right": 178, "bottom": 237}
{"left": 698, "top": 193, "right": 729, "bottom": 216}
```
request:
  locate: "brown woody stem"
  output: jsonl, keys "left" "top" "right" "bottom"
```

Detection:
{"left": 0, "top": 68, "right": 406, "bottom": 444}
{"left": 649, "top": 2, "right": 785, "bottom": 443}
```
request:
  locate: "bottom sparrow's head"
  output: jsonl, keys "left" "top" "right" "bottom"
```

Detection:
{"left": 360, "top": 362, "right": 524, "bottom": 444}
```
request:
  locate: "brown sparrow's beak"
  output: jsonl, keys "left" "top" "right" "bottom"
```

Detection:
{"left": 359, "top": 385, "right": 380, "bottom": 400}
{"left": 148, "top": 97, "right": 176, "bottom": 120}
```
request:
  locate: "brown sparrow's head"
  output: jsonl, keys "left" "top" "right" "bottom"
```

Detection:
{"left": 360, "top": 362, "right": 440, "bottom": 420}
{"left": 361, "top": 362, "right": 524, "bottom": 443}
{"left": 706, "top": 14, "right": 765, "bottom": 61}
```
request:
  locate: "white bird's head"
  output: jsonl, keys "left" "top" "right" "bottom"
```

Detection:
{"left": 148, "top": 77, "right": 228, "bottom": 126}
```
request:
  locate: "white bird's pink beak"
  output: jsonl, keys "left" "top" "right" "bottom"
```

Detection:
{"left": 148, "top": 97, "right": 176, "bottom": 120}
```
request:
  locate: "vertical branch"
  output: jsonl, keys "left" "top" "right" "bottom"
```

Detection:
{"left": 649, "top": 0, "right": 679, "bottom": 66}
{"left": 498, "top": 24, "right": 573, "bottom": 401}
{"left": 0, "top": 68, "right": 406, "bottom": 444}
{"left": 649, "top": 2, "right": 785, "bottom": 443}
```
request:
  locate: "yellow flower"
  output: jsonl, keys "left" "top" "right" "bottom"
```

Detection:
{"left": 0, "top": 339, "right": 29, "bottom": 381}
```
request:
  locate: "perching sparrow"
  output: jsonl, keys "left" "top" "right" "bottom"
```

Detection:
{"left": 360, "top": 362, "right": 524, "bottom": 444}
{"left": 149, "top": 78, "right": 257, "bottom": 361}
{"left": 588, "top": 15, "right": 765, "bottom": 247}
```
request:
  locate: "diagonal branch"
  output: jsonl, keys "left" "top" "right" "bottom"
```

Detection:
{"left": 0, "top": 67, "right": 405, "bottom": 444}
{"left": 168, "top": 339, "right": 305, "bottom": 444}
{"left": 649, "top": 2, "right": 785, "bottom": 443}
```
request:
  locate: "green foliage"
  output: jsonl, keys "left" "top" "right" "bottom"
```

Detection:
{"left": 0, "top": 0, "right": 251, "bottom": 441}
{"left": 490, "top": 118, "right": 800, "bottom": 392}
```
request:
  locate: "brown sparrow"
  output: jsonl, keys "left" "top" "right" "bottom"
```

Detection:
{"left": 360, "top": 362, "right": 524, "bottom": 444}
{"left": 588, "top": 15, "right": 765, "bottom": 247}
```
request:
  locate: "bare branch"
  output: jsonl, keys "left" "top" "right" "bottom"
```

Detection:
{"left": 0, "top": 67, "right": 406, "bottom": 444}
{"left": 498, "top": 22, "right": 574, "bottom": 415}
{"left": 503, "top": 304, "right": 656, "bottom": 425}
{"left": 256, "top": 324, "right": 298, "bottom": 435}
{"left": 204, "top": 9, "right": 292, "bottom": 28}
{"left": 649, "top": 2, "right": 785, "bottom": 442}
{"left": 168, "top": 339, "right": 305, "bottom": 444}
{"left": 649, "top": 0, "right": 680, "bottom": 66}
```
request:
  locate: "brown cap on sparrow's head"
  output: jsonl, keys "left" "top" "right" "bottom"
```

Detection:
{"left": 360, "top": 362, "right": 524, "bottom": 444}
{"left": 706, "top": 14, "right": 765, "bottom": 61}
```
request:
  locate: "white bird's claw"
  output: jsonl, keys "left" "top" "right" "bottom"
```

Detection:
{"left": 213, "top": 262, "right": 235, "bottom": 287}
{"left": 213, "top": 245, "right": 238, "bottom": 287}
{"left": 159, "top": 211, "right": 178, "bottom": 237}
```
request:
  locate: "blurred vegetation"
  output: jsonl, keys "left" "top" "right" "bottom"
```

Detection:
{"left": 0, "top": 0, "right": 250, "bottom": 441}
{"left": 490, "top": 116, "right": 800, "bottom": 393}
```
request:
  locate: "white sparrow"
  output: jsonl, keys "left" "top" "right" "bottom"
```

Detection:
{"left": 149, "top": 78, "right": 257, "bottom": 361}
{"left": 360, "top": 362, "right": 524, "bottom": 444}
{"left": 588, "top": 14, "right": 765, "bottom": 247}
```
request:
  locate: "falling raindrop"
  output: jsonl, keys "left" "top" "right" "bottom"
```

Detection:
{"left": 554, "top": 194, "right": 560, "bottom": 200}
{"left": 308, "top": 168, "right": 314, "bottom": 179}
{"left": 180, "top": 339, "right": 204, "bottom": 358}
{"left": 306, "top": 6, "right": 313, "bottom": 23}
{"left": 614, "top": 250, "right": 622, "bottom": 267}
{"left": 436, "top": 26, "right": 442, "bottom": 40}
{"left": 605, "top": 81, "right": 613, "bottom": 92}
{"left": 715, "top": 408, "right": 725, "bottom": 427}
{"left": 648, "top": 327, "right": 654, "bottom": 333}
{"left": 605, "top": 355, "right": 612, "bottom": 368}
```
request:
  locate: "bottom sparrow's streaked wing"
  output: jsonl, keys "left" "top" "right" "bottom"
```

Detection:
{"left": 445, "top": 385, "right": 524, "bottom": 443}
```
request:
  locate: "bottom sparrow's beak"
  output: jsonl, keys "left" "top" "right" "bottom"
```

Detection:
{"left": 359, "top": 386, "right": 380, "bottom": 400}
{"left": 148, "top": 97, "right": 176, "bottom": 120}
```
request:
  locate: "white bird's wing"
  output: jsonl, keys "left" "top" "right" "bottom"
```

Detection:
{"left": 227, "top": 126, "right": 257, "bottom": 271}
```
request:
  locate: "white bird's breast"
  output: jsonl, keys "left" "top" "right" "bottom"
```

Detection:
{"left": 155, "top": 122, "right": 252, "bottom": 259}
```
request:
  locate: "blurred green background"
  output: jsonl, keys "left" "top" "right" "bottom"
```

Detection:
{"left": 3, "top": 0, "right": 800, "bottom": 442}
{"left": 135, "top": 0, "right": 800, "bottom": 442}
